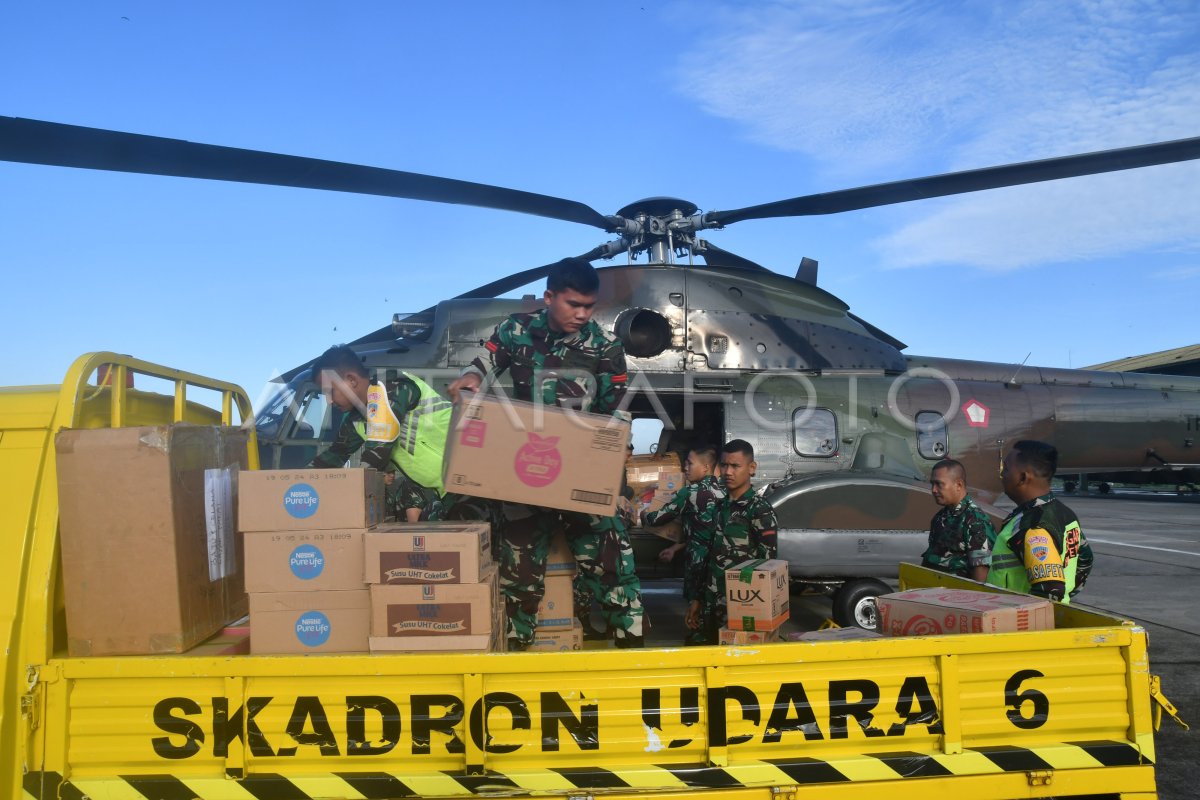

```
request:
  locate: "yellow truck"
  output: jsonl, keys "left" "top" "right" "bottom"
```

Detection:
{"left": 3, "top": 353, "right": 1168, "bottom": 800}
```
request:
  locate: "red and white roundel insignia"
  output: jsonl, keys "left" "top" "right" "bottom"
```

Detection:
{"left": 962, "top": 399, "right": 990, "bottom": 428}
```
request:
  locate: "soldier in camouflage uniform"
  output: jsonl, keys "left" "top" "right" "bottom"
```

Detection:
{"left": 921, "top": 458, "right": 995, "bottom": 581}
{"left": 307, "top": 345, "right": 449, "bottom": 521}
{"left": 643, "top": 445, "right": 724, "bottom": 645}
{"left": 688, "top": 439, "right": 779, "bottom": 644}
{"left": 448, "top": 258, "right": 645, "bottom": 650}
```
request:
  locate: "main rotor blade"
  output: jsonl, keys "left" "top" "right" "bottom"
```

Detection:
{"left": 0, "top": 117, "right": 615, "bottom": 230}
{"left": 708, "top": 136, "right": 1200, "bottom": 226}
{"left": 696, "top": 241, "right": 772, "bottom": 273}
{"left": 453, "top": 244, "right": 616, "bottom": 299}
{"left": 348, "top": 246, "right": 615, "bottom": 347}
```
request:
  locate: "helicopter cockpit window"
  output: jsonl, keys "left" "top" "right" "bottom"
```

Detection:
{"left": 631, "top": 417, "right": 665, "bottom": 455}
{"left": 916, "top": 411, "right": 948, "bottom": 459}
{"left": 292, "top": 387, "right": 333, "bottom": 441}
{"left": 792, "top": 407, "right": 838, "bottom": 457}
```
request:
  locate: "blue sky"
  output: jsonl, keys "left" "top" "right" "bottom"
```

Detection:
{"left": 3, "top": 0, "right": 1198, "bottom": 412}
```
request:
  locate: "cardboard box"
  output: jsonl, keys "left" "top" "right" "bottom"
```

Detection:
{"left": 244, "top": 528, "right": 367, "bottom": 592}
{"left": 529, "top": 620, "right": 584, "bottom": 651}
{"left": 725, "top": 559, "right": 790, "bottom": 631}
{"left": 56, "top": 424, "right": 250, "bottom": 656}
{"left": 645, "top": 489, "right": 679, "bottom": 514}
{"left": 537, "top": 573, "right": 576, "bottom": 630}
{"left": 369, "top": 630, "right": 505, "bottom": 653}
{"left": 656, "top": 471, "right": 687, "bottom": 494}
{"left": 249, "top": 590, "right": 370, "bottom": 654}
{"left": 370, "top": 566, "right": 499, "bottom": 637}
{"left": 546, "top": 531, "right": 577, "bottom": 576}
{"left": 364, "top": 522, "right": 491, "bottom": 584}
{"left": 718, "top": 627, "right": 781, "bottom": 645}
{"left": 877, "top": 588, "right": 1054, "bottom": 637}
{"left": 788, "top": 627, "right": 883, "bottom": 642}
{"left": 625, "top": 453, "right": 681, "bottom": 489}
{"left": 239, "top": 468, "right": 385, "bottom": 532}
{"left": 443, "top": 394, "right": 630, "bottom": 515}
{"left": 185, "top": 625, "right": 252, "bottom": 656}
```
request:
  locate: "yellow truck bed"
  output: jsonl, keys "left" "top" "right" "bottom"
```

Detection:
{"left": 5, "top": 355, "right": 1162, "bottom": 800}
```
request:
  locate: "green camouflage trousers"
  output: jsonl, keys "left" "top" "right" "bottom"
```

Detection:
{"left": 500, "top": 506, "right": 643, "bottom": 646}
{"left": 386, "top": 475, "right": 440, "bottom": 519}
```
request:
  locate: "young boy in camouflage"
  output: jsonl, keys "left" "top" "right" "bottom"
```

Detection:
{"left": 687, "top": 439, "right": 778, "bottom": 644}
{"left": 643, "top": 445, "right": 725, "bottom": 645}
{"left": 448, "top": 258, "right": 645, "bottom": 650}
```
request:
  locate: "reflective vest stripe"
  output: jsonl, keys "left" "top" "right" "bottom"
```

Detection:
{"left": 987, "top": 510, "right": 1079, "bottom": 604}
{"left": 354, "top": 374, "right": 450, "bottom": 493}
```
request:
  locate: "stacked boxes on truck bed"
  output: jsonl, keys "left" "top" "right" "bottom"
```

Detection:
{"left": 365, "top": 521, "right": 504, "bottom": 653}
{"left": 240, "top": 468, "right": 385, "bottom": 654}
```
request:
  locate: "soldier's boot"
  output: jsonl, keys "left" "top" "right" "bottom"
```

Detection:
{"left": 613, "top": 634, "right": 645, "bottom": 649}
{"left": 506, "top": 638, "right": 529, "bottom": 652}
{"left": 577, "top": 611, "right": 607, "bottom": 641}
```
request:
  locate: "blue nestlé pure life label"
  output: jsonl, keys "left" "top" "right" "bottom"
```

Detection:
{"left": 284, "top": 482, "right": 320, "bottom": 519}
{"left": 294, "top": 611, "right": 332, "bottom": 647}
{"left": 289, "top": 545, "right": 325, "bottom": 580}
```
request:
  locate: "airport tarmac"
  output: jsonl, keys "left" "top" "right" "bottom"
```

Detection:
{"left": 628, "top": 491, "right": 1199, "bottom": 799}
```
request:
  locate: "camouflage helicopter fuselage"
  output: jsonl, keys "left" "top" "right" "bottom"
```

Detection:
{"left": 260, "top": 263, "right": 1200, "bottom": 603}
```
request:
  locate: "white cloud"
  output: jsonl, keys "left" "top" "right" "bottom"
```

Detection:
{"left": 1152, "top": 265, "right": 1200, "bottom": 280}
{"left": 676, "top": 0, "right": 1200, "bottom": 270}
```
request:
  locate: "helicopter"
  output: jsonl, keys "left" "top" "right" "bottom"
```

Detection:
{"left": 4, "top": 116, "right": 1200, "bottom": 627}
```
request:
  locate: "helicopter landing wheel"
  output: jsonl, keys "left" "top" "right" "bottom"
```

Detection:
{"left": 832, "top": 579, "right": 890, "bottom": 630}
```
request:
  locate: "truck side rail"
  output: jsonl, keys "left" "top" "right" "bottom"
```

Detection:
{"left": 3, "top": 353, "right": 259, "bottom": 800}
{"left": 22, "top": 567, "right": 1159, "bottom": 800}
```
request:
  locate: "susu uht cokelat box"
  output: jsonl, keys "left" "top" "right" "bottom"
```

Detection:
{"left": 370, "top": 565, "right": 499, "bottom": 638}
{"left": 238, "top": 468, "right": 384, "bottom": 532}
{"left": 364, "top": 522, "right": 492, "bottom": 585}
{"left": 442, "top": 393, "right": 630, "bottom": 515}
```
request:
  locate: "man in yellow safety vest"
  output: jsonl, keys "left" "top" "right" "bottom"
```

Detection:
{"left": 988, "top": 440, "right": 1093, "bottom": 603}
{"left": 308, "top": 345, "right": 451, "bottom": 521}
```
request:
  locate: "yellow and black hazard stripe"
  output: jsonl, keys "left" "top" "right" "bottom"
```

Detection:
{"left": 22, "top": 741, "right": 1149, "bottom": 800}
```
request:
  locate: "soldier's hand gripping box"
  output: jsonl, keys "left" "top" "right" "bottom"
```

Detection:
{"left": 364, "top": 522, "right": 492, "bottom": 584}
{"left": 725, "top": 559, "right": 790, "bottom": 631}
{"left": 876, "top": 588, "right": 1055, "bottom": 636}
{"left": 443, "top": 393, "right": 630, "bottom": 515}
{"left": 238, "top": 468, "right": 385, "bottom": 532}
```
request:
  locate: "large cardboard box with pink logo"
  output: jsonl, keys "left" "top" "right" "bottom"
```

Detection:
{"left": 364, "top": 522, "right": 492, "bottom": 585}
{"left": 238, "top": 468, "right": 385, "bottom": 532}
{"left": 877, "top": 588, "right": 1054, "bottom": 637}
{"left": 443, "top": 393, "right": 630, "bottom": 515}
{"left": 55, "top": 424, "right": 250, "bottom": 657}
